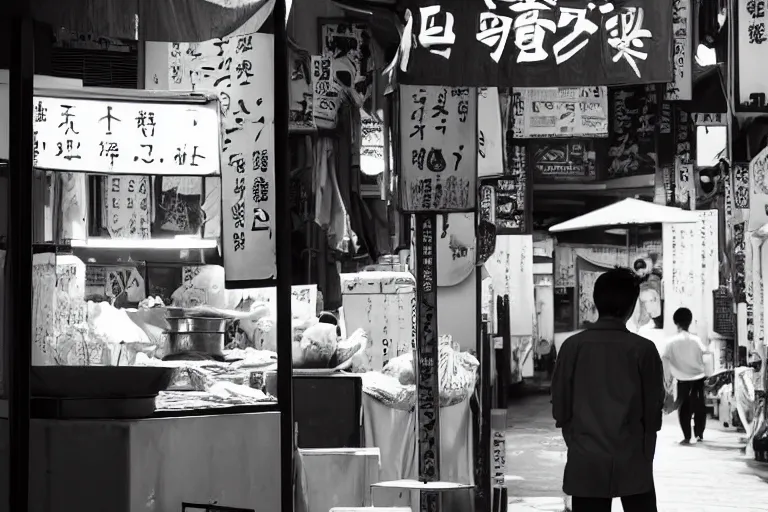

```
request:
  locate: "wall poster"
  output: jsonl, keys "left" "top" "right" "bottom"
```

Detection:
{"left": 399, "top": 85, "right": 478, "bottom": 212}
{"left": 32, "top": 96, "right": 220, "bottom": 176}
{"left": 749, "top": 144, "right": 768, "bottom": 231}
{"left": 736, "top": 0, "right": 768, "bottom": 111}
{"left": 477, "top": 87, "right": 505, "bottom": 178}
{"left": 311, "top": 55, "right": 340, "bottom": 129}
{"left": 607, "top": 85, "right": 658, "bottom": 178}
{"left": 167, "top": 34, "right": 277, "bottom": 285}
{"left": 104, "top": 175, "right": 150, "bottom": 239}
{"left": 288, "top": 47, "right": 314, "bottom": 132}
{"left": 530, "top": 140, "right": 597, "bottom": 182}
{"left": 512, "top": 87, "right": 609, "bottom": 138}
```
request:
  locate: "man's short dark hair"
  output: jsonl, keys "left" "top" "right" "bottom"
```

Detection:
{"left": 633, "top": 258, "right": 647, "bottom": 271}
{"left": 593, "top": 267, "right": 640, "bottom": 319}
{"left": 673, "top": 307, "right": 693, "bottom": 330}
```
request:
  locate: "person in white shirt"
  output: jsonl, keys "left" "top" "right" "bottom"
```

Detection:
{"left": 662, "top": 308, "right": 710, "bottom": 444}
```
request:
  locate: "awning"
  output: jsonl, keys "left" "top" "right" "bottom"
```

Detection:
{"left": 30, "top": 0, "right": 275, "bottom": 42}
{"left": 548, "top": 198, "right": 700, "bottom": 233}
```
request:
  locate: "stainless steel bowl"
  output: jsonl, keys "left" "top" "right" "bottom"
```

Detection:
{"left": 165, "top": 331, "right": 225, "bottom": 356}
{"left": 165, "top": 316, "right": 229, "bottom": 333}
{"left": 165, "top": 307, "right": 186, "bottom": 319}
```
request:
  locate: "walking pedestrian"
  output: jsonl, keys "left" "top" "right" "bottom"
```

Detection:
{"left": 662, "top": 307, "right": 710, "bottom": 444}
{"left": 552, "top": 268, "right": 664, "bottom": 512}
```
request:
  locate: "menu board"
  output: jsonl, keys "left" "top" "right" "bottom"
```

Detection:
{"left": 512, "top": 87, "right": 609, "bottom": 139}
{"left": 360, "top": 110, "right": 385, "bottom": 176}
{"left": 607, "top": 85, "right": 658, "bottom": 178}
{"left": 399, "top": 85, "right": 477, "bottom": 212}
{"left": 530, "top": 140, "right": 597, "bottom": 182}
{"left": 104, "top": 175, "right": 150, "bottom": 239}
{"left": 32, "top": 96, "right": 220, "bottom": 175}
{"left": 415, "top": 215, "right": 440, "bottom": 482}
{"left": 169, "top": 33, "right": 277, "bottom": 284}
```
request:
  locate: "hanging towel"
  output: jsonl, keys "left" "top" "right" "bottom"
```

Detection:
{"left": 314, "top": 137, "right": 357, "bottom": 253}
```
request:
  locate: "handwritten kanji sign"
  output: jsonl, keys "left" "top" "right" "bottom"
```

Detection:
{"left": 32, "top": 96, "right": 220, "bottom": 175}
{"left": 736, "top": 0, "right": 768, "bottom": 110}
{"left": 393, "top": 0, "right": 673, "bottom": 87}
{"left": 170, "top": 33, "right": 276, "bottom": 284}
{"left": 399, "top": 85, "right": 478, "bottom": 212}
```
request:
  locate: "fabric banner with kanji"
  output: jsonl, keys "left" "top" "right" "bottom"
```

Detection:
{"left": 394, "top": 0, "right": 673, "bottom": 87}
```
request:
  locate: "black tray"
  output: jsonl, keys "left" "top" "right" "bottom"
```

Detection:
{"left": 31, "top": 366, "right": 174, "bottom": 399}
{"left": 31, "top": 396, "right": 158, "bottom": 419}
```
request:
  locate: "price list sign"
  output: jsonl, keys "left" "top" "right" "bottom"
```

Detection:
{"left": 399, "top": 85, "right": 478, "bottom": 212}
{"left": 32, "top": 97, "right": 220, "bottom": 176}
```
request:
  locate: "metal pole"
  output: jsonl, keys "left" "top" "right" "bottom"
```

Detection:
{"left": 414, "top": 213, "right": 440, "bottom": 512}
{"left": 8, "top": 3, "right": 34, "bottom": 511}
{"left": 273, "top": 1, "right": 295, "bottom": 511}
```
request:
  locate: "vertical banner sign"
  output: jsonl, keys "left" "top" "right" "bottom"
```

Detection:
{"left": 665, "top": 0, "right": 692, "bottom": 100}
{"left": 663, "top": 222, "right": 702, "bottom": 338}
{"left": 311, "top": 55, "right": 339, "bottom": 129}
{"left": 399, "top": 85, "right": 478, "bottom": 212}
{"left": 169, "top": 34, "right": 277, "bottom": 284}
{"left": 415, "top": 214, "right": 440, "bottom": 494}
{"left": 491, "top": 409, "right": 507, "bottom": 488}
{"left": 477, "top": 87, "right": 505, "bottom": 178}
{"left": 105, "top": 176, "right": 150, "bottom": 240}
{"left": 749, "top": 145, "right": 768, "bottom": 231}
{"left": 733, "top": 162, "right": 751, "bottom": 210}
{"left": 736, "top": 0, "right": 768, "bottom": 110}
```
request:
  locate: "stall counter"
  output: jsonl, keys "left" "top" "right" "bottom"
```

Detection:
{"left": 1, "top": 411, "right": 281, "bottom": 512}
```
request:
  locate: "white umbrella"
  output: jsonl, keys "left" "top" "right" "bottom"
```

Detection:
{"left": 548, "top": 198, "right": 699, "bottom": 233}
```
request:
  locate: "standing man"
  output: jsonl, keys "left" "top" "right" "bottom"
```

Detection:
{"left": 662, "top": 307, "right": 710, "bottom": 444}
{"left": 552, "top": 268, "right": 665, "bottom": 512}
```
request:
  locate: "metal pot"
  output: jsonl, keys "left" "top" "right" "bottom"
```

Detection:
{"left": 165, "top": 316, "right": 229, "bottom": 333}
{"left": 165, "top": 331, "right": 225, "bottom": 356}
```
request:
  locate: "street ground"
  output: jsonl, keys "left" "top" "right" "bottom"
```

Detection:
{"left": 504, "top": 391, "right": 768, "bottom": 512}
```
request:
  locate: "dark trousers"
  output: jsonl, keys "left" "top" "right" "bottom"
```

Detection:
{"left": 677, "top": 377, "right": 707, "bottom": 440}
{"left": 572, "top": 489, "right": 657, "bottom": 512}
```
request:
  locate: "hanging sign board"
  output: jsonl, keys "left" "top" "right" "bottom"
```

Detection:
{"left": 32, "top": 96, "right": 220, "bottom": 175}
{"left": 664, "top": 0, "right": 692, "bottom": 101}
{"left": 478, "top": 87, "right": 505, "bottom": 178}
{"left": 399, "top": 85, "right": 478, "bottom": 213}
{"left": 512, "top": 87, "right": 609, "bottom": 138}
{"left": 394, "top": 0, "right": 674, "bottom": 87}
{"left": 311, "top": 55, "right": 340, "bottom": 129}
{"left": 168, "top": 33, "right": 277, "bottom": 285}
{"left": 736, "top": 0, "right": 768, "bottom": 111}
{"left": 414, "top": 214, "right": 440, "bottom": 482}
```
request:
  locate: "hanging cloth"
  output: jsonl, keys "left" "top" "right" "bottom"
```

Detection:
{"left": 314, "top": 137, "right": 357, "bottom": 253}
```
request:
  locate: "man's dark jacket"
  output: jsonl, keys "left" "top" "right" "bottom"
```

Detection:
{"left": 551, "top": 319, "right": 665, "bottom": 498}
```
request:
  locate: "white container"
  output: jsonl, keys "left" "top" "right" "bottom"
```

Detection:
{"left": 340, "top": 272, "right": 416, "bottom": 371}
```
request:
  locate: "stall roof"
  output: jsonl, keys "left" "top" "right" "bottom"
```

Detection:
{"left": 548, "top": 198, "right": 699, "bottom": 233}
{"left": 30, "top": 0, "right": 274, "bottom": 42}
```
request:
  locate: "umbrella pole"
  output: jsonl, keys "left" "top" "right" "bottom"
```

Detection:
{"left": 626, "top": 229, "right": 631, "bottom": 267}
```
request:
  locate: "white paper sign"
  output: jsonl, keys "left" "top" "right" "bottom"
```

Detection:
{"left": 105, "top": 175, "right": 150, "bottom": 239}
{"left": 477, "top": 87, "right": 504, "bottom": 178}
{"left": 399, "top": 85, "right": 478, "bottom": 212}
{"left": 512, "top": 87, "right": 609, "bottom": 138}
{"left": 360, "top": 110, "right": 385, "bottom": 176}
{"left": 32, "top": 96, "right": 220, "bottom": 175}
{"left": 663, "top": 222, "right": 703, "bottom": 338}
{"left": 749, "top": 145, "right": 768, "bottom": 231}
{"left": 169, "top": 34, "right": 277, "bottom": 283}
{"left": 737, "top": 0, "right": 768, "bottom": 108}
{"left": 665, "top": 0, "right": 693, "bottom": 101}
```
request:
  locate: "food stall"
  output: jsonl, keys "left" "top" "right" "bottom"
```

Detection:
{"left": 2, "top": 1, "right": 295, "bottom": 511}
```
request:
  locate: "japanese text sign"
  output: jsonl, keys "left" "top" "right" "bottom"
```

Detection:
{"left": 736, "top": 0, "right": 768, "bottom": 111}
{"left": 512, "top": 86, "right": 608, "bottom": 138}
{"left": 169, "top": 33, "right": 277, "bottom": 284}
{"left": 32, "top": 97, "right": 220, "bottom": 175}
{"left": 399, "top": 85, "right": 478, "bottom": 213}
{"left": 105, "top": 175, "right": 151, "bottom": 239}
{"left": 394, "top": 0, "right": 673, "bottom": 87}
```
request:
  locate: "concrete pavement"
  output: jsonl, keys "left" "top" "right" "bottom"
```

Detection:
{"left": 504, "top": 393, "right": 768, "bottom": 511}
